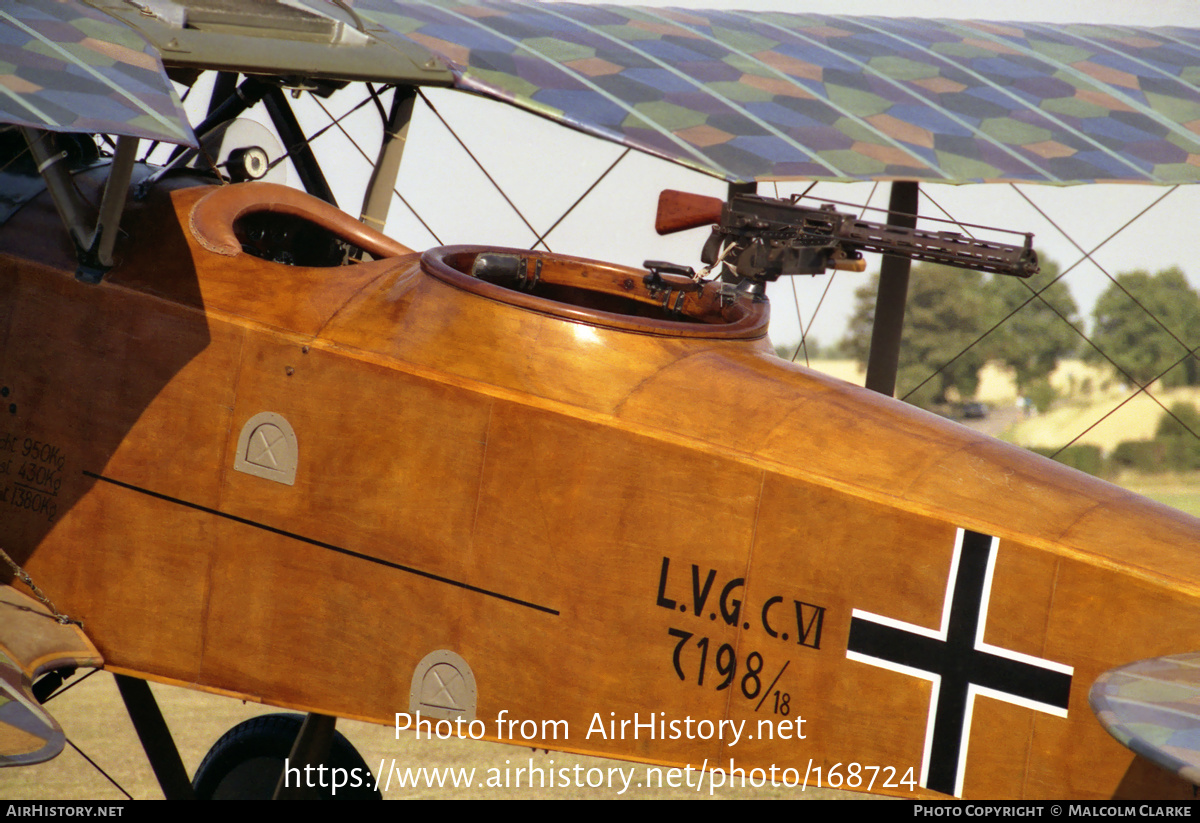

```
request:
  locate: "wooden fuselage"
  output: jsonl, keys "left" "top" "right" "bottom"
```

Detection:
{"left": 2, "top": 177, "right": 1198, "bottom": 799}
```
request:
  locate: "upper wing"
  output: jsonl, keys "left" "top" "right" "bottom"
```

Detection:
{"left": 86, "top": 0, "right": 454, "bottom": 89}
{"left": 3, "top": 1, "right": 1200, "bottom": 182}
{"left": 0, "top": 1, "right": 195, "bottom": 146}
{"left": 357, "top": 2, "right": 1200, "bottom": 185}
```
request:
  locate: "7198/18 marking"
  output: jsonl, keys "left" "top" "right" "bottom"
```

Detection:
{"left": 667, "top": 628, "right": 790, "bottom": 711}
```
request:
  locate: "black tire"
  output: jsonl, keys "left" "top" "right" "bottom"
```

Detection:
{"left": 192, "top": 713, "right": 381, "bottom": 799}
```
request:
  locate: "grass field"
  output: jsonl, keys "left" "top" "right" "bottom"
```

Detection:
{"left": 1112, "top": 473, "right": 1200, "bottom": 517}
{"left": 0, "top": 674, "right": 867, "bottom": 800}
{"left": 1001, "top": 388, "right": 1200, "bottom": 453}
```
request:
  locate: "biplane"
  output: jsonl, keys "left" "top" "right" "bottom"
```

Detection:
{"left": 3, "top": 0, "right": 1200, "bottom": 801}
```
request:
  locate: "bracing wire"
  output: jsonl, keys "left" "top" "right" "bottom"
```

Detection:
{"left": 417, "top": 89, "right": 543, "bottom": 249}
{"left": 786, "top": 181, "right": 869, "bottom": 366}
{"left": 904, "top": 184, "right": 1200, "bottom": 453}
{"left": 65, "top": 737, "right": 134, "bottom": 801}
{"left": 42, "top": 671, "right": 133, "bottom": 800}
{"left": 530, "top": 148, "right": 631, "bottom": 251}
{"left": 309, "top": 88, "right": 443, "bottom": 246}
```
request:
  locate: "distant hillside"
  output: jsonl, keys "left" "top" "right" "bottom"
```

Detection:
{"left": 802, "top": 358, "right": 1113, "bottom": 406}
{"left": 800, "top": 357, "right": 1190, "bottom": 454}
{"left": 1004, "top": 387, "right": 1200, "bottom": 453}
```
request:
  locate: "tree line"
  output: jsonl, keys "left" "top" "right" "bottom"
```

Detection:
{"left": 835, "top": 260, "right": 1200, "bottom": 410}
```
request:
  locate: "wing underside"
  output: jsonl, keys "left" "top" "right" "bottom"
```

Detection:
{"left": 358, "top": 1, "right": 1200, "bottom": 185}
{"left": 3, "top": 2, "right": 1200, "bottom": 177}
{"left": 0, "top": 584, "right": 102, "bottom": 767}
{"left": 0, "top": 1, "right": 195, "bottom": 146}
{"left": 1091, "top": 655, "right": 1200, "bottom": 786}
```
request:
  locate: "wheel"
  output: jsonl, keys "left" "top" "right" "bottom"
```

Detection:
{"left": 192, "top": 713, "right": 381, "bottom": 799}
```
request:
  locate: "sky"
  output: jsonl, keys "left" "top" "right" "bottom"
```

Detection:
{"left": 258, "top": 0, "right": 1200, "bottom": 354}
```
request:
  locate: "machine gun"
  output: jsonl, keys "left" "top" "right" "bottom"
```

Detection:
{"left": 653, "top": 190, "right": 1039, "bottom": 289}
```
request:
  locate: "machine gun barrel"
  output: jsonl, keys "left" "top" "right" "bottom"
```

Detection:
{"left": 835, "top": 215, "right": 1038, "bottom": 278}
{"left": 655, "top": 190, "right": 1039, "bottom": 283}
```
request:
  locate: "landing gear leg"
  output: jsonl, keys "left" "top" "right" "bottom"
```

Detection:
{"left": 272, "top": 713, "right": 336, "bottom": 800}
{"left": 193, "top": 712, "right": 381, "bottom": 799}
{"left": 114, "top": 674, "right": 195, "bottom": 800}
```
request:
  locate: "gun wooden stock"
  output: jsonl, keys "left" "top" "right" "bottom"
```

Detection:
{"left": 655, "top": 190, "right": 723, "bottom": 235}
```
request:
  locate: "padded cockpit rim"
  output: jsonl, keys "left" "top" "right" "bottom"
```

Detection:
{"left": 189, "top": 182, "right": 414, "bottom": 260}
{"left": 422, "top": 245, "right": 769, "bottom": 340}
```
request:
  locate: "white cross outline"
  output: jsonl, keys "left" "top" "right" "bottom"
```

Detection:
{"left": 845, "top": 529, "right": 1074, "bottom": 797}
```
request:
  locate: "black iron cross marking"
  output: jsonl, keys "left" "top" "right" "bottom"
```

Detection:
{"left": 845, "top": 529, "right": 1072, "bottom": 797}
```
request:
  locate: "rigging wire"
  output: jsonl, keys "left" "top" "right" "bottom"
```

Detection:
{"left": 787, "top": 281, "right": 809, "bottom": 365}
{"left": 807, "top": 182, "right": 879, "bottom": 361}
{"left": 1012, "top": 185, "right": 1192, "bottom": 355}
{"left": 0, "top": 137, "right": 31, "bottom": 176}
{"left": 32, "top": 669, "right": 134, "bottom": 800}
{"left": 781, "top": 181, "right": 810, "bottom": 366}
{"left": 41, "top": 668, "right": 99, "bottom": 703}
{"left": 263, "top": 91, "right": 377, "bottom": 177}
{"left": 65, "top": 736, "right": 134, "bottom": 801}
{"left": 417, "top": 89, "right": 544, "bottom": 249}
{"left": 530, "top": 148, "right": 631, "bottom": 251}
{"left": 903, "top": 187, "right": 1158, "bottom": 398}
{"left": 784, "top": 180, "right": 872, "bottom": 367}
{"left": 365, "top": 83, "right": 389, "bottom": 125}
{"left": 1053, "top": 343, "right": 1200, "bottom": 456}
{"left": 779, "top": 181, "right": 812, "bottom": 367}
{"left": 310, "top": 87, "right": 443, "bottom": 246}
{"left": 1008, "top": 185, "right": 1200, "bottom": 450}
{"left": 903, "top": 184, "right": 1200, "bottom": 451}
{"left": 139, "top": 74, "right": 202, "bottom": 165}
